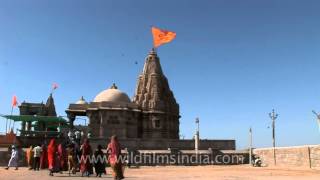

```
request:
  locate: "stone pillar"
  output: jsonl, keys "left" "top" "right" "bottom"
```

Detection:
{"left": 99, "top": 111, "right": 104, "bottom": 138}
{"left": 195, "top": 118, "right": 200, "bottom": 151}
{"left": 195, "top": 133, "right": 199, "bottom": 151}
{"left": 27, "top": 121, "right": 32, "bottom": 131}
{"left": 21, "top": 121, "right": 26, "bottom": 136}
{"left": 67, "top": 114, "right": 76, "bottom": 129}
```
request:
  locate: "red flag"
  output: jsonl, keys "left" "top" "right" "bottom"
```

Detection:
{"left": 12, "top": 95, "right": 18, "bottom": 107}
{"left": 52, "top": 83, "right": 59, "bottom": 90}
{"left": 151, "top": 27, "right": 176, "bottom": 48}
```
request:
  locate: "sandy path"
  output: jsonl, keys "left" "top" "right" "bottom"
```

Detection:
{"left": 0, "top": 165, "right": 319, "bottom": 180}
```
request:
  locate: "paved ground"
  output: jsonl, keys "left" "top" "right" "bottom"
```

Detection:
{"left": 0, "top": 165, "right": 320, "bottom": 180}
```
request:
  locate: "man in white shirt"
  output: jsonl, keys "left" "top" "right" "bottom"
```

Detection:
{"left": 33, "top": 145, "right": 42, "bottom": 171}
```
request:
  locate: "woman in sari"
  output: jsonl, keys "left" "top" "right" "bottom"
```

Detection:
{"left": 40, "top": 144, "right": 48, "bottom": 169}
{"left": 58, "top": 143, "right": 68, "bottom": 171}
{"left": 94, "top": 145, "right": 106, "bottom": 177}
{"left": 48, "top": 139, "right": 59, "bottom": 176}
{"left": 80, "top": 139, "right": 93, "bottom": 177}
{"left": 107, "top": 135, "right": 124, "bottom": 180}
{"left": 26, "top": 145, "right": 33, "bottom": 170}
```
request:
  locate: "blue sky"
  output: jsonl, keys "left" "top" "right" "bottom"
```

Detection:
{"left": 0, "top": 0, "right": 320, "bottom": 149}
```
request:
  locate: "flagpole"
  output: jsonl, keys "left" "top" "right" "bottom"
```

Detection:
{"left": 5, "top": 117, "right": 8, "bottom": 134}
{"left": 12, "top": 106, "right": 15, "bottom": 131}
{"left": 8, "top": 106, "right": 14, "bottom": 133}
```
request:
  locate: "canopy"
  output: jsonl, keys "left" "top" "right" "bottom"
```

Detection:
{"left": 1, "top": 115, "right": 68, "bottom": 124}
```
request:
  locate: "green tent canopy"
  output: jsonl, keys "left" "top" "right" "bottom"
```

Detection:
{"left": 1, "top": 115, "right": 68, "bottom": 124}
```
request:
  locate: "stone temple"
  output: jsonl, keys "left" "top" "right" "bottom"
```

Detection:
{"left": 66, "top": 49, "right": 235, "bottom": 150}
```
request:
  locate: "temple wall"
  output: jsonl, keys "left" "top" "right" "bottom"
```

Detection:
{"left": 15, "top": 136, "right": 235, "bottom": 151}
{"left": 90, "top": 138, "right": 236, "bottom": 151}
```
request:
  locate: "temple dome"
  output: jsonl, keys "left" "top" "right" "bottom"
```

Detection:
{"left": 76, "top": 96, "right": 88, "bottom": 105}
{"left": 93, "top": 83, "right": 131, "bottom": 103}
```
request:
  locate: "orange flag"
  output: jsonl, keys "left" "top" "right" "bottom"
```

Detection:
{"left": 151, "top": 27, "right": 176, "bottom": 48}
{"left": 52, "top": 82, "right": 59, "bottom": 90}
{"left": 12, "top": 95, "right": 18, "bottom": 107}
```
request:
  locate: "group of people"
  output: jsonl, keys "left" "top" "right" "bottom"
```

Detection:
{"left": 26, "top": 144, "right": 43, "bottom": 170}
{"left": 5, "top": 135, "right": 125, "bottom": 180}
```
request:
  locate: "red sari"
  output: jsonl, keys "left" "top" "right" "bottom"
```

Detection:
{"left": 48, "top": 139, "right": 58, "bottom": 171}
{"left": 40, "top": 145, "right": 48, "bottom": 169}
{"left": 80, "top": 139, "right": 92, "bottom": 174}
{"left": 58, "top": 144, "right": 67, "bottom": 171}
{"left": 26, "top": 146, "right": 33, "bottom": 169}
{"left": 107, "top": 141, "right": 120, "bottom": 165}
{"left": 107, "top": 136, "right": 123, "bottom": 179}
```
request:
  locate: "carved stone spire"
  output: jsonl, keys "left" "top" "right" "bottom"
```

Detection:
{"left": 133, "top": 50, "right": 180, "bottom": 139}
{"left": 110, "top": 83, "right": 118, "bottom": 89}
{"left": 46, "top": 93, "right": 57, "bottom": 116}
{"left": 141, "top": 48, "right": 163, "bottom": 75}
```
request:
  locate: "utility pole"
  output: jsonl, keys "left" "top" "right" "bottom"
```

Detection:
{"left": 269, "top": 109, "right": 278, "bottom": 166}
{"left": 249, "top": 127, "right": 253, "bottom": 166}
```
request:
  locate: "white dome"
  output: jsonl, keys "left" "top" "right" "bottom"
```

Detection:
{"left": 76, "top": 96, "right": 88, "bottom": 105}
{"left": 93, "top": 83, "right": 131, "bottom": 103}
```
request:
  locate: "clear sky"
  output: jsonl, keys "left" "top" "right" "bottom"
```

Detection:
{"left": 0, "top": 0, "right": 320, "bottom": 149}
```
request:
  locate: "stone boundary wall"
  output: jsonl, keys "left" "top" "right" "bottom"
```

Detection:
{"left": 253, "top": 145, "right": 320, "bottom": 169}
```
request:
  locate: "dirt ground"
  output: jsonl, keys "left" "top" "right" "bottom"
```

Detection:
{"left": 0, "top": 165, "right": 319, "bottom": 180}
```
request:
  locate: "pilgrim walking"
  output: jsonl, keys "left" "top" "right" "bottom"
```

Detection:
{"left": 5, "top": 145, "right": 19, "bottom": 170}
{"left": 107, "top": 135, "right": 124, "bottom": 180}
{"left": 48, "top": 139, "right": 59, "bottom": 176}
{"left": 94, "top": 144, "right": 106, "bottom": 177}
{"left": 80, "top": 139, "right": 93, "bottom": 177}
